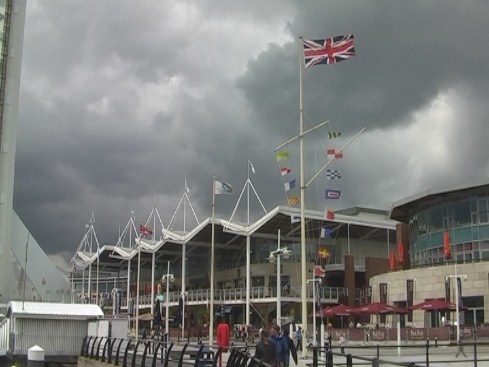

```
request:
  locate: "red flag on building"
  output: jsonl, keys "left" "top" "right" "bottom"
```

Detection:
{"left": 444, "top": 231, "right": 452, "bottom": 260}
{"left": 389, "top": 250, "right": 397, "bottom": 271}
{"left": 397, "top": 242, "right": 405, "bottom": 266}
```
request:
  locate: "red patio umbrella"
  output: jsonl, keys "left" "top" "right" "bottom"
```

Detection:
{"left": 359, "top": 302, "right": 407, "bottom": 315}
{"left": 321, "top": 304, "right": 360, "bottom": 317}
{"left": 410, "top": 299, "right": 463, "bottom": 312}
{"left": 315, "top": 304, "right": 360, "bottom": 329}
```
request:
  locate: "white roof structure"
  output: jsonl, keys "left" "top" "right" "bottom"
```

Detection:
{"left": 7, "top": 301, "right": 103, "bottom": 319}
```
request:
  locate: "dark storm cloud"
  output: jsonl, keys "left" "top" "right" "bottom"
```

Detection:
{"left": 13, "top": 0, "right": 489, "bottom": 268}
{"left": 241, "top": 0, "right": 489, "bottom": 136}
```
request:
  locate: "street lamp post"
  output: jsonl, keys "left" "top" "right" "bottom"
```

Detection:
{"left": 161, "top": 261, "right": 174, "bottom": 347}
{"left": 268, "top": 229, "right": 291, "bottom": 327}
{"left": 446, "top": 273, "right": 467, "bottom": 351}
{"left": 307, "top": 277, "right": 322, "bottom": 346}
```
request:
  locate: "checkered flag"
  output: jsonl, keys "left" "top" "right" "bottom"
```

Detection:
{"left": 326, "top": 169, "right": 342, "bottom": 180}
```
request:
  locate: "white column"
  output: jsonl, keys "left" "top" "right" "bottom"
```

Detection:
{"left": 151, "top": 252, "right": 155, "bottom": 329}
{"left": 246, "top": 236, "right": 251, "bottom": 330}
{"left": 127, "top": 259, "right": 131, "bottom": 310}
{"left": 277, "top": 229, "right": 281, "bottom": 327}
{"left": 182, "top": 245, "right": 186, "bottom": 339}
{"left": 0, "top": 0, "right": 27, "bottom": 306}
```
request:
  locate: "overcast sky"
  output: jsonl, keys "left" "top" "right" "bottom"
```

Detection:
{"left": 13, "top": 0, "right": 489, "bottom": 268}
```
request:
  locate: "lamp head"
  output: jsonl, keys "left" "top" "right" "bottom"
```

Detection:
{"left": 268, "top": 254, "right": 276, "bottom": 263}
{"left": 282, "top": 247, "right": 291, "bottom": 259}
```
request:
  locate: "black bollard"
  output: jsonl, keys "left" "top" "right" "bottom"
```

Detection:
{"left": 434, "top": 337, "right": 437, "bottom": 348}
{"left": 376, "top": 344, "right": 380, "bottom": 360}
{"left": 346, "top": 354, "right": 353, "bottom": 367}
{"left": 312, "top": 347, "right": 318, "bottom": 367}
{"left": 326, "top": 350, "right": 333, "bottom": 367}
{"left": 425, "top": 338, "right": 429, "bottom": 367}
{"left": 474, "top": 341, "right": 478, "bottom": 367}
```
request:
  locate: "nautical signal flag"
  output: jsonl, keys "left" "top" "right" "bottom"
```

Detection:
{"left": 288, "top": 196, "right": 300, "bottom": 206}
{"left": 317, "top": 247, "right": 330, "bottom": 259}
{"left": 140, "top": 224, "right": 153, "bottom": 235}
{"left": 290, "top": 215, "right": 301, "bottom": 224}
{"left": 284, "top": 179, "right": 296, "bottom": 191}
{"left": 325, "top": 189, "right": 341, "bottom": 199}
{"left": 320, "top": 227, "right": 334, "bottom": 239}
{"left": 444, "top": 231, "right": 452, "bottom": 260}
{"left": 325, "top": 210, "right": 335, "bottom": 220}
{"left": 280, "top": 167, "right": 292, "bottom": 176}
{"left": 275, "top": 151, "right": 289, "bottom": 161}
{"left": 215, "top": 180, "right": 234, "bottom": 194}
{"left": 303, "top": 35, "right": 356, "bottom": 67}
{"left": 327, "top": 148, "right": 343, "bottom": 159}
{"left": 314, "top": 265, "right": 326, "bottom": 278}
{"left": 328, "top": 131, "right": 341, "bottom": 139}
{"left": 326, "top": 169, "right": 341, "bottom": 180}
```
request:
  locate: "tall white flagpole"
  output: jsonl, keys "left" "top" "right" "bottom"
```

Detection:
{"left": 298, "top": 36, "right": 308, "bottom": 356}
{"left": 135, "top": 237, "right": 141, "bottom": 341}
{"left": 182, "top": 178, "right": 187, "bottom": 339}
{"left": 209, "top": 177, "right": 216, "bottom": 345}
{"left": 96, "top": 245, "right": 100, "bottom": 306}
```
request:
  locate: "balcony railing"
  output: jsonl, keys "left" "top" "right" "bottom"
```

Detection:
{"left": 94, "top": 286, "right": 348, "bottom": 309}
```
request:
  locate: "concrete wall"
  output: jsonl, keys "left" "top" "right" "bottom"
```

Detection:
{"left": 370, "top": 262, "right": 489, "bottom": 327}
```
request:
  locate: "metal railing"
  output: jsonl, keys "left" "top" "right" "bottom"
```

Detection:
{"left": 80, "top": 338, "right": 222, "bottom": 367}
{"left": 310, "top": 339, "right": 489, "bottom": 367}
{"left": 108, "top": 286, "right": 347, "bottom": 309}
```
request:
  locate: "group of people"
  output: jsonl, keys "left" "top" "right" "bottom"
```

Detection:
{"left": 254, "top": 325, "right": 302, "bottom": 367}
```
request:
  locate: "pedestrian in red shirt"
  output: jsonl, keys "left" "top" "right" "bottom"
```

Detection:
{"left": 216, "top": 318, "right": 230, "bottom": 367}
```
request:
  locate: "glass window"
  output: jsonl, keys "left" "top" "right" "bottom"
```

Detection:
{"left": 479, "top": 199, "right": 488, "bottom": 223}
{"left": 463, "top": 296, "right": 483, "bottom": 308}
{"left": 430, "top": 206, "right": 443, "bottom": 230}
{"left": 454, "top": 200, "right": 471, "bottom": 226}
{"left": 473, "top": 251, "right": 480, "bottom": 261}
{"left": 252, "top": 276, "right": 264, "bottom": 287}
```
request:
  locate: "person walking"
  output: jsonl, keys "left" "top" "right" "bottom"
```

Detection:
{"left": 254, "top": 329, "right": 277, "bottom": 367}
{"left": 283, "top": 328, "right": 297, "bottom": 366}
{"left": 270, "top": 324, "right": 289, "bottom": 367}
{"left": 294, "top": 326, "right": 303, "bottom": 351}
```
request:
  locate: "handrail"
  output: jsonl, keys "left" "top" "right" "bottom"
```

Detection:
{"left": 114, "top": 338, "right": 126, "bottom": 366}
{"left": 80, "top": 336, "right": 87, "bottom": 357}
{"left": 131, "top": 341, "right": 142, "bottom": 367}
{"left": 114, "top": 285, "right": 347, "bottom": 309}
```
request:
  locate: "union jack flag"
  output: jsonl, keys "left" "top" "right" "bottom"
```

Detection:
{"left": 303, "top": 35, "right": 355, "bottom": 68}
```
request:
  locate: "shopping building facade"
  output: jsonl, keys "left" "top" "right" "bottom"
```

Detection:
{"left": 70, "top": 204, "right": 397, "bottom": 331}
{"left": 370, "top": 181, "right": 489, "bottom": 328}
